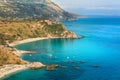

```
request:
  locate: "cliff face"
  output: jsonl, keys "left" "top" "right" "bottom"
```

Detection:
{"left": 0, "top": 0, "right": 77, "bottom": 20}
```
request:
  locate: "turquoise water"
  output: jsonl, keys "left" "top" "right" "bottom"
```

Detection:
{"left": 2, "top": 17, "right": 120, "bottom": 80}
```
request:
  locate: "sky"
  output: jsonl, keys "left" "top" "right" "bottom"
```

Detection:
{"left": 53, "top": 0, "right": 120, "bottom": 16}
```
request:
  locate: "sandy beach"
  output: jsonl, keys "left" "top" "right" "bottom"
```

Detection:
{"left": 0, "top": 37, "right": 49, "bottom": 79}
{"left": 0, "top": 37, "right": 51, "bottom": 79}
{"left": 0, "top": 65, "right": 28, "bottom": 79}
{"left": 0, "top": 63, "right": 45, "bottom": 79}
{"left": 9, "top": 37, "right": 50, "bottom": 47}
{"left": 9, "top": 36, "right": 81, "bottom": 47}
{"left": 0, "top": 37, "right": 80, "bottom": 79}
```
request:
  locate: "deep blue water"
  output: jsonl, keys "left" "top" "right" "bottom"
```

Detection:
{"left": 2, "top": 17, "right": 120, "bottom": 80}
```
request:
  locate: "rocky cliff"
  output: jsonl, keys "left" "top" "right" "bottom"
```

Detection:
{"left": 0, "top": 0, "right": 77, "bottom": 20}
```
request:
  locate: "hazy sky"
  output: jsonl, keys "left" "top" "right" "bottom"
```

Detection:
{"left": 53, "top": 0, "right": 120, "bottom": 9}
{"left": 53, "top": 0, "right": 120, "bottom": 15}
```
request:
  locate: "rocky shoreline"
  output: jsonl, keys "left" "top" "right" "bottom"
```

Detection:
{"left": 0, "top": 63, "right": 45, "bottom": 79}
{"left": 0, "top": 36, "right": 82, "bottom": 79}
{"left": 9, "top": 36, "right": 82, "bottom": 47}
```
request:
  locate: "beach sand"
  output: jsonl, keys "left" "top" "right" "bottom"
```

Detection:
{"left": 9, "top": 36, "right": 81, "bottom": 47}
{"left": 0, "top": 37, "right": 80, "bottom": 79}
{"left": 9, "top": 37, "right": 50, "bottom": 46}
{"left": 0, "top": 37, "right": 48, "bottom": 79}
{"left": 0, "top": 63, "right": 45, "bottom": 79}
{"left": 0, "top": 65, "right": 27, "bottom": 79}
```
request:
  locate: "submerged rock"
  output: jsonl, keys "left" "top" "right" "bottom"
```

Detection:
{"left": 46, "top": 64, "right": 59, "bottom": 71}
{"left": 92, "top": 65, "right": 100, "bottom": 68}
{"left": 73, "top": 66, "right": 80, "bottom": 70}
{"left": 72, "top": 65, "right": 80, "bottom": 70}
{"left": 63, "top": 60, "right": 69, "bottom": 63}
{"left": 58, "top": 65, "right": 67, "bottom": 68}
{"left": 80, "top": 60, "right": 86, "bottom": 63}
{"left": 70, "top": 60, "right": 76, "bottom": 63}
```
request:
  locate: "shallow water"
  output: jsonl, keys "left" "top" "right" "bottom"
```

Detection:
{"left": 3, "top": 17, "right": 120, "bottom": 80}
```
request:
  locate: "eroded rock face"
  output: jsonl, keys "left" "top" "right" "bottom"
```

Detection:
{"left": 62, "top": 31, "right": 81, "bottom": 38}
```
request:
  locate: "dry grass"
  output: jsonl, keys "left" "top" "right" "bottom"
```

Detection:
{"left": 0, "top": 46, "right": 27, "bottom": 66}
{"left": 0, "top": 19, "right": 66, "bottom": 45}
{"left": 0, "top": 19, "right": 67, "bottom": 66}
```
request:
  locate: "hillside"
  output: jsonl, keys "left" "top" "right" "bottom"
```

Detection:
{"left": 0, "top": 0, "right": 77, "bottom": 20}
{"left": 0, "top": 18, "right": 79, "bottom": 65}
{"left": 0, "top": 19, "right": 78, "bottom": 45}
{"left": 0, "top": 0, "right": 79, "bottom": 66}
{"left": 0, "top": 46, "right": 27, "bottom": 66}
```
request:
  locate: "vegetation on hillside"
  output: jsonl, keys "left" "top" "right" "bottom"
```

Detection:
{"left": 0, "top": 19, "right": 75, "bottom": 45}
{"left": 0, "top": 46, "right": 27, "bottom": 66}
{"left": 0, "top": 0, "right": 79, "bottom": 66}
{"left": 0, "top": 0, "right": 77, "bottom": 20}
{"left": 0, "top": 18, "right": 78, "bottom": 66}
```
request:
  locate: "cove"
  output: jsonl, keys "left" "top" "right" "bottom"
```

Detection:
{"left": 3, "top": 17, "right": 120, "bottom": 80}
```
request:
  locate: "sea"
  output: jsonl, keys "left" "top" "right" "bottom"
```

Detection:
{"left": 2, "top": 16, "right": 120, "bottom": 80}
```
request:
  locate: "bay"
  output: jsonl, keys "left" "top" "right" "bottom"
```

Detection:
{"left": 3, "top": 17, "right": 120, "bottom": 80}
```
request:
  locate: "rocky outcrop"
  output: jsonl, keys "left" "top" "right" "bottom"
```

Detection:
{"left": 28, "top": 62, "right": 45, "bottom": 69}
{"left": 62, "top": 31, "right": 80, "bottom": 38}
{"left": 46, "top": 64, "right": 59, "bottom": 71}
